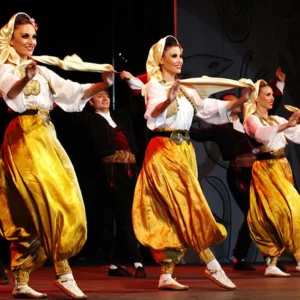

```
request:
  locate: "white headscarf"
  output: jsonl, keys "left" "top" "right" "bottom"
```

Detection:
{"left": 0, "top": 12, "right": 31, "bottom": 66}
{"left": 0, "top": 13, "right": 113, "bottom": 73}
{"left": 145, "top": 35, "right": 180, "bottom": 82}
{"left": 243, "top": 79, "right": 267, "bottom": 119}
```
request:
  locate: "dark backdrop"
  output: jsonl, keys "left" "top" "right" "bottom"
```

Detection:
{"left": 2, "top": 1, "right": 300, "bottom": 265}
{"left": 0, "top": 1, "right": 174, "bottom": 264}
{"left": 0, "top": 1, "right": 174, "bottom": 157}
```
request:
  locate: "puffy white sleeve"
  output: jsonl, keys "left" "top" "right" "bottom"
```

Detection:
{"left": 0, "top": 64, "right": 28, "bottom": 111}
{"left": 244, "top": 115, "right": 280, "bottom": 148}
{"left": 40, "top": 66, "right": 92, "bottom": 112}
{"left": 190, "top": 88, "right": 229, "bottom": 124}
{"left": 144, "top": 79, "right": 168, "bottom": 130}
{"left": 0, "top": 64, "right": 17, "bottom": 96}
{"left": 127, "top": 76, "right": 145, "bottom": 90}
{"left": 278, "top": 116, "right": 300, "bottom": 144}
{"left": 232, "top": 118, "right": 245, "bottom": 133}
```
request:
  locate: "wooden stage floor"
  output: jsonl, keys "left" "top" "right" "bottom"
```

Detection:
{"left": 1, "top": 264, "right": 300, "bottom": 300}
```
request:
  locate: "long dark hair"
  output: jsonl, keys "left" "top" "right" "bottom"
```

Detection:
{"left": 13, "top": 14, "right": 38, "bottom": 32}
{"left": 163, "top": 36, "right": 182, "bottom": 56}
{"left": 14, "top": 14, "right": 31, "bottom": 29}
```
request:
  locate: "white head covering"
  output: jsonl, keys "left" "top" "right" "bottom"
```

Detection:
{"left": 0, "top": 12, "right": 33, "bottom": 66}
{"left": 0, "top": 13, "right": 113, "bottom": 73}
{"left": 145, "top": 35, "right": 180, "bottom": 82}
{"left": 243, "top": 79, "right": 267, "bottom": 120}
{"left": 143, "top": 35, "right": 255, "bottom": 101}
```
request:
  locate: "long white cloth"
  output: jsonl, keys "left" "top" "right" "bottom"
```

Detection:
{"left": 19, "top": 54, "right": 114, "bottom": 73}
{"left": 178, "top": 76, "right": 254, "bottom": 99}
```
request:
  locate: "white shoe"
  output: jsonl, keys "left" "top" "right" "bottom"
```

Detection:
{"left": 204, "top": 269, "right": 236, "bottom": 290}
{"left": 12, "top": 285, "right": 47, "bottom": 299}
{"left": 296, "top": 265, "right": 300, "bottom": 272}
{"left": 158, "top": 277, "right": 189, "bottom": 290}
{"left": 264, "top": 266, "right": 291, "bottom": 277}
{"left": 54, "top": 277, "right": 87, "bottom": 299}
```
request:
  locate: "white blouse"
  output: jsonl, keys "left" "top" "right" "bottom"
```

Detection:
{"left": 244, "top": 114, "right": 300, "bottom": 153}
{"left": 144, "top": 78, "right": 229, "bottom": 130}
{"left": 0, "top": 64, "right": 92, "bottom": 113}
{"left": 96, "top": 111, "right": 117, "bottom": 128}
{"left": 232, "top": 118, "right": 245, "bottom": 133}
{"left": 127, "top": 76, "right": 145, "bottom": 90}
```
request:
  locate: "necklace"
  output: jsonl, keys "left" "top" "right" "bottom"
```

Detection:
{"left": 178, "top": 86, "right": 198, "bottom": 114}
{"left": 254, "top": 112, "right": 279, "bottom": 126}
{"left": 20, "top": 68, "right": 41, "bottom": 96}
{"left": 160, "top": 81, "right": 198, "bottom": 117}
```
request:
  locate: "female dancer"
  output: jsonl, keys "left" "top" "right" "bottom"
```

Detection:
{"left": 0, "top": 12, "right": 113, "bottom": 299}
{"left": 243, "top": 80, "right": 300, "bottom": 277}
{"left": 132, "top": 35, "right": 250, "bottom": 291}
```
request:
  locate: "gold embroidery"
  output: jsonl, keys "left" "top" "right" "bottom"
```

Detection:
{"left": 254, "top": 112, "right": 288, "bottom": 145}
{"left": 161, "top": 81, "right": 197, "bottom": 118}
{"left": 270, "top": 148, "right": 285, "bottom": 158}
{"left": 20, "top": 68, "right": 41, "bottom": 96}
{"left": 179, "top": 86, "right": 198, "bottom": 114}
{"left": 160, "top": 81, "right": 178, "bottom": 118}
{"left": 254, "top": 112, "right": 279, "bottom": 126}
{"left": 102, "top": 150, "right": 136, "bottom": 164}
{"left": 26, "top": 106, "right": 51, "bottom": 123}
{"left": 23, "top": 80, "right": 40, "bottom": 96}
{"left": 166, "top": 100, "right": 179, "bottom": 118}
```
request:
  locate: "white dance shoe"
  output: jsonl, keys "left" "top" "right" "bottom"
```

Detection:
{"left": 264, "top": 266, "right": 291, "bottom": 277}
{"left": 12, "top": 284, "right": 47, "bottom": 299}
{"left": 54, "top": 276, "right": 87, "bottom": 299}
{"left": 158, "top": 277, "right": 189, "bottom": 290}
{"left": 204, "top": 269, "right": 237, "bottom": 290}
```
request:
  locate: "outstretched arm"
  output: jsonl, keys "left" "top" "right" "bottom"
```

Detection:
{"left": 120, "top": 71, "right": 146, "bottom": 92}
{"left": 82, "top": 71, "right": 115, "bottom": 99}
{"left": 226, "top": 88, "right": 251, "bottom": 112}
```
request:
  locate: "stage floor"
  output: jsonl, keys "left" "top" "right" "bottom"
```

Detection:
{"left": 1, "top": 264, "right": 300, "bottom": 300}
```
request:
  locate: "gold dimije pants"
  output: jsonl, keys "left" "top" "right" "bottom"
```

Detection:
{"left": 0, "top": 115, "right": 87, "bottom": 284}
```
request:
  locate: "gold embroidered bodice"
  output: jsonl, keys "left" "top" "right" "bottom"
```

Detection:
{"left": 19, "top": 67, "right": 55, "bottom": 97}
{"left": 253, "top": 112, "right": 287, "bottom": 149}
{"left": 254, "top": 112, "right": 279, "bottom": 126}
{"left": 160, "top": 81, "right": 197, "bottom": 118}
{"left": 19, "top": 68, "right": 41, "bottom": 96}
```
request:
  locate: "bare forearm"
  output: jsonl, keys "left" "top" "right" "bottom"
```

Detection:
{"left": 278, "top": 122, "right": 290, "bottom": 133}
{"left": 82, "top": 82, "right": 111, "bottom": 99}
{"left": 7, "top": 77, "right": 31, "bottom": 99}
{"left": 226, "top": 98, "right": 245, "bottom": 112}
{"left": 151, "top": 99, "right": 171, "bottom": 118}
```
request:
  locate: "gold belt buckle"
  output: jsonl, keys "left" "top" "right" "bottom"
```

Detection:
{"left": 184, "top": 131, "right": 191, "bottom": 144}
{"left": 170, "top": 131, "right": 190, "bottom": 145}
{"left": 170, "top": 131, "right": 183, "bottom": 145}
{"left": 38, "top": 110, "right": 50, "bottom": 124}
{"left": 270, "top": 148, "right": 285, "bottom": 158}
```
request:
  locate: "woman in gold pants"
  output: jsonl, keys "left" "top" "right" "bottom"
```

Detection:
{"left": 243, "top": 79, "right": 300, "bottom": 277}
{"left": 132, "top": 35, "right": 251, "bottom": 291}
{"left": 0, "top": 12, "right": 113, "bottom": 299}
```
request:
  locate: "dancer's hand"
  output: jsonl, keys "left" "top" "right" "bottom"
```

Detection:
{"left": 120, "top": 70, "right": 132, "bottom": 81}
{"left": 25, "top": 61, "right": 37, "bottom": 80}
{"left": 102, "top": 71, "right": 115, "bottom": 87}
{"left": 169, "top": 80, "right": 180, "bottom": 103}
{"left": 288, "top": 111, "right": 300, "bottom": 127}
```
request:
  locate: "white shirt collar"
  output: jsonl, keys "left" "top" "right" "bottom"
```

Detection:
{"left": 96, "top": 111, "right": 117, "bottom": 128}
